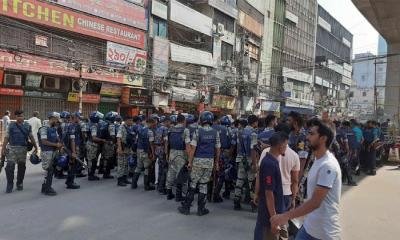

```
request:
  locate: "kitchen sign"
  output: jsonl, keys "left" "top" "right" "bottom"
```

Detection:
{"left": 106, "top": 42, "right": 147, "bottom": 72}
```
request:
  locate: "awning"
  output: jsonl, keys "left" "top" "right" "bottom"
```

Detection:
{"left": 281, "top": 106, "right": 314, "bottom": 116}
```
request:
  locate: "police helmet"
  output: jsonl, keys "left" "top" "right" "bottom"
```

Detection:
{"left": 138, "top": 114, "right": 145, "bottom": 122}
{"left": 30, "top": 153, "right": 42, "bottom": 165}
{"left": 89, "top": 111, "right": 104, "bottom": 123}
{"left": 60, "top": 111, "right": 71, "bottom": 119}
{"left": 200, "top": 111, "right": 214, "bottom": 125}
{"left": 239, "top": 118, "right": 248, "bottom": 127}
{"left": 47, "top": 111, "right": 61, "bottom": 119}
{"left": 105, "top": 111, "right": 118, "bottom": 123}
{"left": 220, "top": 115, "right": 231, "bottom": 126}
{"left": 150, "top": 114, "right": 160, "bottom": 122}
{"left": 115, "top": 114, "right": 122, "bottom": 122}
{"left": 56, "top": 155, "right": 69, "bottom": 168}
{"left": 127, "top": 155, "right": 137, "bottom": 168}
{"left": 186, "top": 114, "right": 195, "bottom": 124}
{"left": 160, "top": 115, "right": 166, "bottom": 123}
{"left": 71, "top": 111, "right": 82, "bottom": 119}
{"left": 169, "top": 115, "right": 178, "bottom": 124}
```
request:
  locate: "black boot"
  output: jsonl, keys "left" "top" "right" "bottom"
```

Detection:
{"left": 197, "top": 193, "right": 210, "bottom": 216}
{"left": 131, "top": 173, "right": 140, "bottom": 189}
{"left": 128, "top": 172, "right": 134, "bottom": 178}
{"left": 123, "top": 175, "right": 132, "bottom": 184}
{"left": 178, "top": 187, "right": 195, "bottom": 215}
{"left": 117, "top": 177, "right": 127, "bottom": 186}
{"left": 16, "top": 163, "right": 26, "bottom": 191}
{"left": 42, "top": 168, "right": 57, "bottom": 196}
{"left": 213, "top": 180, "right": 224, "bottom": 203}
{"left": 88, "top": 159, "right": 100, "bottom": 181}
{"left": 234, "top": 198, "right": 241, "bottom": 211}
{"left": 166, "top": 189, "right": 175, "bottom": 200}
{"left": 103, "top": 165, "right": 114, "bottom": 179}
{"left": 144, "top": 175, "right": 155, "bottom": 191}
{"left": 66, "top": 165, "right": 80, "bottom": 189}
{"left": 5, "top": 163, "right": 14, "bottom": 193}
{"left": 175, "top": 184, "right": 184, "bottom": 202}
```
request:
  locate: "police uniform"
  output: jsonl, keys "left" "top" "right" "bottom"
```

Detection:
{"left": 166, "top": 123, "right": 191, "bottom": 200}
{"left": 101, "top": 122, "right": 116, "bottom": 177}
{"left": 86, "top": 122, "right": 101, "bottom": 180}
{"left": 39, "top": 125, "right": 60, "bottom": 194}
{"left": 363, "top": 127, "right": 378, "bottom": 174}
{"left": 4, "top": 122, "right": 32, "bottom": 192}
{"left": 117, "top": 123, "right": 135, "bottom": 186}
{"left": 134, "top": 124, "right": 155, "bottom": 190}
{"left": 288, "top": 128, "right": 308, "bottom": 159}
{"left": 233, "top": 126, "right": 257, "bottom": 208}
{"left": 154, "top": 124, "right": 168, "bottom": 193}
{"left": 188, "top": 122, "right": 199, "bottom": 141}
{"left": 178, "top": 124, "right": 220, "bottom": 216}
{"left": 64, "top": 122, "right": 81, "bottom": 188}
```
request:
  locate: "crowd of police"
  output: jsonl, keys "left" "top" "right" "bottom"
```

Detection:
{"left": 0, "top": 109, "right": 384, "bottom": 216}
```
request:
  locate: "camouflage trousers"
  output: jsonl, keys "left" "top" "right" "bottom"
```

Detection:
{"left": 190, "top": 158, "right": 213, "bottom": 194}
{"left": 40, "top": 151, "right": 56, "bottom": 171}
{"left": 102, "top": 141, "right": 115, "bottom": 168}
{"left": 6, "top": 145, "right": 27, "bottom": 164}
{"left": 117, "top": 149, "right": 133, "bottom": 178}
{"left": 234, "top": 157, "right": 256, "bottom": 199}
{"left": 135, "top": 149, "right": 151, "bottom": 175}
{"left": 86, "top": 142, "right": 99, "bottom": 170}
{"left": 166, "top": 149, "right": 187, "bottom": 189}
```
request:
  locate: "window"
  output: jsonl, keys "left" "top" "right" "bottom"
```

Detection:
{"left": 153, "top": 17, "right": 167, "bottom": 38}
{"left": 362, "top": 91, "right": 367, "bottom": 97}
{"left": 221, "top": 42, "right": 233, "bottom": 62}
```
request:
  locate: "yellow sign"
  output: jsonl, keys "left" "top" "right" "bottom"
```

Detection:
{"left": 67, "top": 92, "right": 79, "bottom": 102}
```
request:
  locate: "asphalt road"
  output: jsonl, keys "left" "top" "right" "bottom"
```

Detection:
{"left": 1, "top": 163, "right": 399, "bottom": 240}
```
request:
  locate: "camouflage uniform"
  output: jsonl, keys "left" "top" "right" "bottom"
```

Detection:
{"left": 39, "top": 127, "right": 58, "bottom": 172}
{"left": 102, "top": 123, "right": 116, "bottom": 171}
{"left": 190, "top": 126, "right": 221, "bottom": 195}
{"left": 135, "top": 128, "right": 154, "bottom": 175}
{"left": 117, "top": 124, "right": 134, "bottom": 178}
{"left": 166, "top": 124, "right": 191, "bottom": 190}
{"left": 86, "top": 123, "right": 99, "bottom": 174}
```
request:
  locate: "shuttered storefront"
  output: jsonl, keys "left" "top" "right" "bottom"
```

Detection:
{"left": 23, "top": 98, "right": 66, "bottom": 120}
{"left": 0, "top": 96, "right": 22, "bottom": 117}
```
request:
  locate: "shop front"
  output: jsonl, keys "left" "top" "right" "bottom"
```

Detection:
{"left": 98, "top": 83, "right": 122, "bottom": 114}
{"left": 67, "top": 92, "right": 101, "bottom": 118}
{"left": 171, "top": 86, "right": 199, "bottom": 114}
{"left": 120, "top": 87, "right": 153, "bottom": 118}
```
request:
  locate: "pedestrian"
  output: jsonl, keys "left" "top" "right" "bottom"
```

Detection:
{"left": 28, "top": 111, "right": 42, "bottom": 146}
{"left": 116, "top": 115, "right": 136, "bottom": 187}
{"left": 39, "top": 112, "right": 63, "bottom": 196}
{"left": 1, "top": 110, "right": 39, "bottom": 193}
{"left": 271, "top": 119, "right": 341, "bottom": 240}
{"left": 363, "top": 120, "right": 379, "bottom": 175}
{"left": 233, "top": 115, "right": 258, "bottom": 211}
{"left": 254, "top": 132, "right": 288, "bottom": 240}
{"left": 64, "top": 111, "right": 82, "bottom": 189}
{"left": 2, "top": 110, "right": 10, "bottom": 133}
{"left": 86, "top": 111, "right": 106, "bottom": 181}
{"left": 350, "top": 119, "right": 363, "bottom": 174}
{"left": 178, "top": 111, "right": 221, "bottom": 216}
{"left": 165, "top": 114, "right": 190, "bottom": 201}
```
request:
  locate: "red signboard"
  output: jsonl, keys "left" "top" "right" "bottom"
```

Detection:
{"left": 0, "top": 87, "right": 24, "bottom": 96}
{"left": 51, "top": 0, "right": 147, "bottom": 30}
{"left": 0, "top": 69, "right": 4, "bottom": 85}
{"left": 0, "top": 0, "right": 145, "bottom": 49}
{"left": 0, "top": 50, "right": 143, "bottom": 86}
{"left": 81, "top": 93, "right": 100, "bottom": 104}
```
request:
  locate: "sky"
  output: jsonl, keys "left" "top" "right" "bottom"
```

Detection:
{"left": 318, "top": 0, "right": 380, "bottom": 56}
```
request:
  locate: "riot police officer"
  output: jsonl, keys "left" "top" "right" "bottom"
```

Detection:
{"left": 39, "top": 112, "right": 63, "bottom": 195}
{"left": 55, "top": 111, "right": 71, "bottom": 179}
{"left": 166, "top": 114, "right": 190, "bottom": 201}
{"left": 132, "top": 117, "right": 156, "bottom": 191}
{"left": 178, "top": 111, "right": 221, "bottom": 216}
{"left": 117, "top": 116, "right": 136, "bottom": 187}
{"left": 63, "top": 111, "right": 81, "bottom": 189}
{"left": 233, "top": 115, "right": 258, "bottom": 210}
{"left": 86, "top": 111, "right": 106, "bottom": 181}
{"left": 102, "top": 111, "right": 119, "bottom": 179}
{"left": 1, "top": 110, "right": 39, "bottom": 193}
{"left": 187, "top": 114, "right": 199, "bottom": 142}
{"left": 152, "top": 114, "right": 168, "bottom": 194}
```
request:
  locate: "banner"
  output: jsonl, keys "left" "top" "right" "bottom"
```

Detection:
{"left": 0, "top": 0, "right": 145, "bottom": 49}
{"left": 0, "top": 87, "right": 23, "bottom": 96}
{"left": 68, "top": 92, "right": 100, "bottom": 104}
{"left": 106, "top": 42, "right": 147, "bottom": 72}
{"left": 100, "top": 83, "right": 122, "bottom": 97}
{"left": 51, "top": 0, "right": 147, "bottom": 30}
{"left": 212, "top": 95, "right": 236, "bottom": 110}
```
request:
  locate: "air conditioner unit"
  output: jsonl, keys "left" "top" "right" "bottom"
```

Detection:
{"left": 43, "top": 76, "right": 60, "bottom": 89}
{"left": 200, "top": 67, "right": 207, "bottom": 75}
{"left": 217, "top": 23, "right": 225, "bottom": 35}
{"left": 194, "top": 35, "right": 202, "bottom": 43}
{"left": 72, "top": 79, "right": 87, "bottom": 92}
{"left": 4, "top": 74, "right": 22, "bottom": 86}
{"left": 177, "top": 73, "right": 186, "bottom": 87}
{"left": 230, "top": 88, "right": 238, "bottom": 96}
{"left": 213, "top": 85, "right": 220, "bottom": 93}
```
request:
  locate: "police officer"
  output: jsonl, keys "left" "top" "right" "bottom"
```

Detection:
{"left": 39, "top": 112, "right": 63, "bottom": 196}
{"left": 1, "top": 110, "right": 39, "bottom": 193}
{"left": 132, "top": 117, "right": 156, "bottom": 191}
{"left": 62, "top": 112, "right": 81, "bottom": 190}
{"left": 102, "top": 111, "right": 119, "bottom": 179}
{"left": 166, "top": 114, "right": 191, "bottom": 201}
{"left": 76, "top": 117, "right": 89, "bottom": 178}
{"left": 114, "top": 114, "right": 123, "bottom": 169}
{"left": 340, "top": 121, "right": 357, "bottom": 186}
{"left": 55, "top": 111, "right": 71, "bottom": 179}
{"left": 187, "top": 114, "right": 199, "bottom": 142}
{"left": 86, "top": 111, "right": 106, "bottom": 181}
{"left": 363, "top": 120, "right": 379, "bottom": 175}
{"left": 152, "top": 114, "right": 169, "bottom": 194}
{"left": 178, "top": 111, "right": 221, "bottom": 216}
{"left": 212, "top": 115, "right": 233, "bottom": 203}
{"left": 233, "top": 115, "right": 258, "bottom": 210}
{"left": 117, "top": 116, "right": 136, "bottom": 187}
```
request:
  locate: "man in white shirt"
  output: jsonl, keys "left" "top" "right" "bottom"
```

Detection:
{"left": 28, "top": 111, "right": 42, "bottom": 146}
{"left": 271, "top": 119, "right": 341, "bottom": 240}
{"left": 2, "top": 110, "right": 10, "bottom": 132}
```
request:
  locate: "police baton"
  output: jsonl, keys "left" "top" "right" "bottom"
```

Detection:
{"left": 61, "top": 145, "right": 88, "bottom": 169}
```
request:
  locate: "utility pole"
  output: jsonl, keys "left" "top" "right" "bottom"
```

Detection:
{"left": 78, "top": 63, "right": 83, "bottom": 113}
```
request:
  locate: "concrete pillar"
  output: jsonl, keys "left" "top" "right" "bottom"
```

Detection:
{"left": 384, "top": 42, "right": 400, "bottom": 125}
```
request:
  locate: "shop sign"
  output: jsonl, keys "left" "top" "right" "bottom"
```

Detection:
{"left": 68, "top": 92, "right": 100, "bottom": 104}
{"left": 129, "top": 88, "right": 151, "bottom": 106}
{"left": 106, "top": 42, "right": 147, "bottom": 72}
{"left": 24, "top": 90, "right": 64, "bottom": 99}
{"left": 24, "top": 91, "right": 42, "bottom": 97}
{"left": 261, "top": 101, "right": 280, "bottom": 112}
{"left": 0, "top": 50, "right": 143, "bottom": 87}
{"left": 100, "top": 83, "right": 122, "bottom": 97}
{"left": 1, "top": 0, "right": 145, "bottom": 49}
{"left": 0, "top": 87, "right": 23, "bottom": 96}
{"left": 212, "top": 95, "right": 236, "bottom": 110}
{"left": 50, "top": 0, "right": 147, "bottom": 30}
{"left": 25, "top": 74, "right": 42, "bottom": 88}
{"left": 35, "top": 35, "right": 48, "bottom": 47}
{"left": 152, "top": 0, "right": 168, "bottom": 20}
{"left": 171, "top": 86, "right": 199, "bottom": 104}
{"left": 100, "top": 97, "right": 120, "bottom": 103}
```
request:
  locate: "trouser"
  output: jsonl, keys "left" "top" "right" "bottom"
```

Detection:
{"left": 295, "top": 227, "right": 321, "bottom": 240}
{"left": 41, "top": 151, "right": 56, "bottom": 188}
{"left": 117, "top": 151, "right": 132, "bottom": 178}
{"left": 102, "top": 142, "right": 115, "bottom": 175}
{"left": 214, "top": 149, "right": 231, "bottom": 196}
{"left": 5, "top": 146, "right": 28, "bottom": 187}
{"left": 234, "top": 158, "right": 256, "bottom": 200}
{"left": 349, "top": 148, "right": 360, "bottom": 170}
{"left": 135, "top": 150, "right": 152, "bottom": 175}
{"left": 166, "top": 150, "right": 187, "bottom": 189}
{"left": 190, "top": 158, "right": 214, "bottom": 195}
{"left": 365, "top": 147, "right": 377, "bottom": 171}
{"left": 86, "top": 142, "right": 99, "bottom": 176}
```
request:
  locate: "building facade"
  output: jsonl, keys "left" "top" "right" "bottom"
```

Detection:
{"left": 376, "top": 35, "right": 387, "bottom": 120}
{"left": 314, "top": 5, "right": 353, "bottom": 117}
